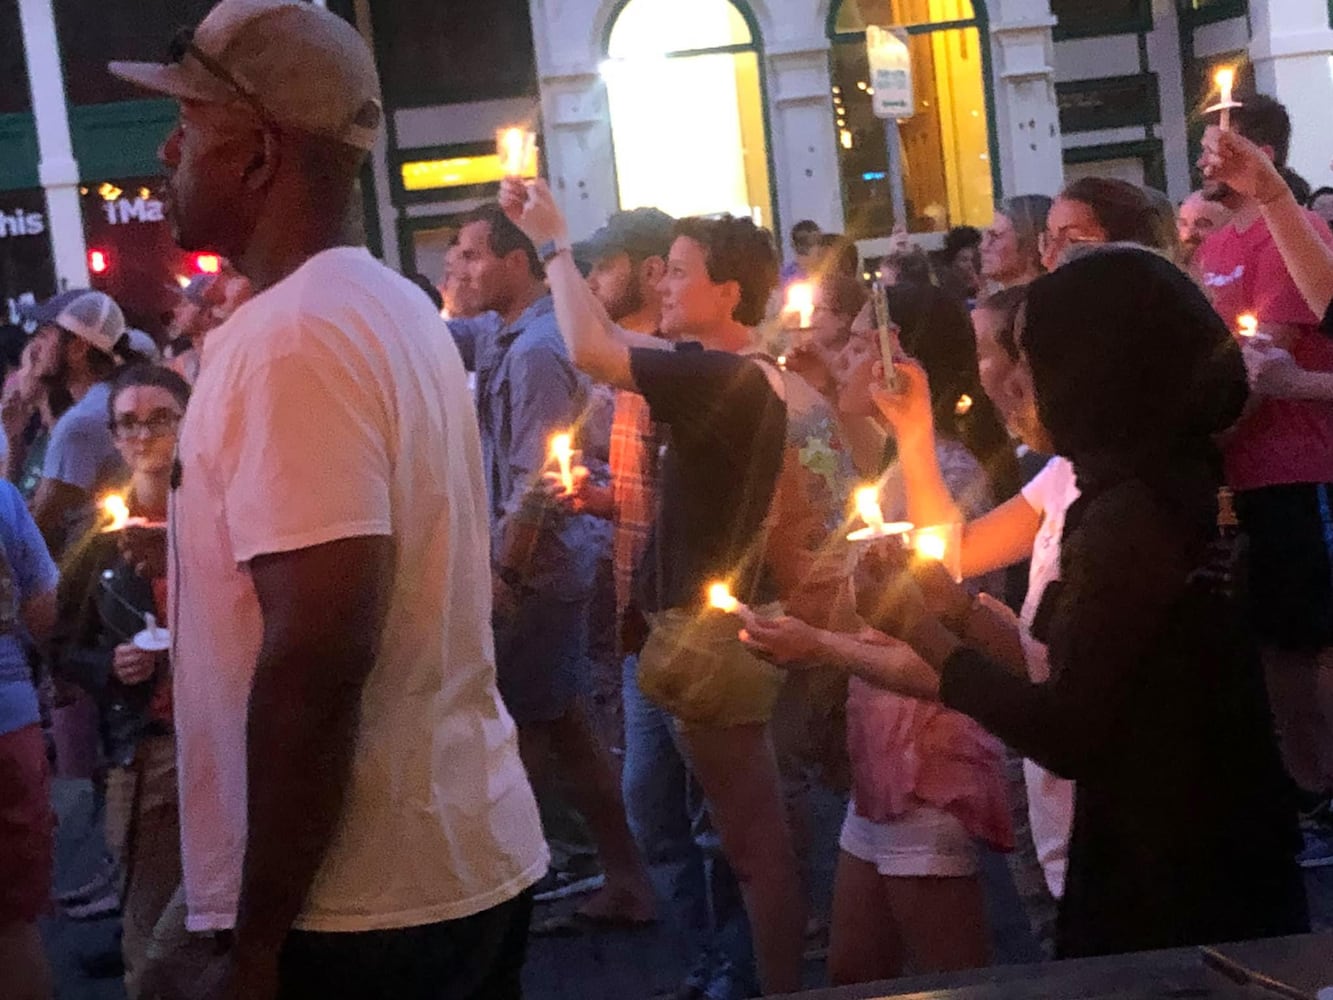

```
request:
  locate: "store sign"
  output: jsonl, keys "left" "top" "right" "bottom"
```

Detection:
{"left": 101, "top": 195, "right": 165, "bottom": 226}
{"left": 0, "top": 208, "right": 45, "bottom": 239}
{"left": 0, "top": 188, "right": 56, "bottom": 322}
{"left": 866, "top": 26, "right": 913, "bottom": 120}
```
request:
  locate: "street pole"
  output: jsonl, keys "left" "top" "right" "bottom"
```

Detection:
{"left": 885, "top": 118, "right": 907, "bottom": 229}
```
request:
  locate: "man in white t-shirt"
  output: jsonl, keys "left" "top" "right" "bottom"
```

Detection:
{"left": 110, "top": 3, "right": 546, "bottom": 997}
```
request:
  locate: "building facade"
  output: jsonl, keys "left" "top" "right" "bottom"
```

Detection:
{"left": 3, "top": 0, "right": 1332, "bottom": 315}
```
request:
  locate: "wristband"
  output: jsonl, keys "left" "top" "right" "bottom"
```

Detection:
{"left": 538, "top": 239, "right": 572, "bottom": 267}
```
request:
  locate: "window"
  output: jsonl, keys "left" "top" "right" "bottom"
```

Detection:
{"left": 830, "top": 0, "right": 994, "bottom": 238}
{"left": 54, "top": 0, "right": 215, "bottom": 105}
{"left": 1049, "top": 0, "right": 1152, "bottom": 41}
{"left": 602, "top": 0, "right": 774, "bottom": 228}
{"left": 370, "top": 0, "right": 537, "bottom": 108}
{"left": 0, "top": 1, "right": 31, "bottom": 114}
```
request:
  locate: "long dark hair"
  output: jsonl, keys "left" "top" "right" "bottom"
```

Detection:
{"left": 889, "top": 282, "right": 1020, "bottom": 501}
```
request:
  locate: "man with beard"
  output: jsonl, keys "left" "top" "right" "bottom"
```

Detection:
{"left": 1195, "top": 92, "right": 1333, "bottom": 868}
{"left": 23, "top": 289, "right": 128, "bottom": 554}
{"left": 1177, "top": 190, "right": 1230, "bottom": 275}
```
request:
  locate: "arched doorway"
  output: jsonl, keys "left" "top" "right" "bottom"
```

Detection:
{"left": 828, "top": 0, "right": 997, "bottom": 237}
{"left": 601, "top": 0, "right": 775, "bottom": 228}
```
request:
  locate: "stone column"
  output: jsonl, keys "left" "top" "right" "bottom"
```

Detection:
{"left": 18, "top": 0, "right": 87, "bottom": 289}
{"left": 987, "top": 0, "right": 1064, "bottom": 198}
{"left": 1249, "top": 0, "right": 1333, "bottom": 191}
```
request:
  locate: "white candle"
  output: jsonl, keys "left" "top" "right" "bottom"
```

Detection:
{"left": 1215, "top": 67, "right": 1235, "bottom": 131}
{"left": 133, "top": 612, "right": 171, "bottom": 653}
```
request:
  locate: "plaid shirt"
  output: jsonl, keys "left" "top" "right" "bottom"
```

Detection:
{"left": 610, "top": 391, "right": 658, "bottom": 614}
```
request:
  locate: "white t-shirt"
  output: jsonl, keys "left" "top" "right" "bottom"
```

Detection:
{"left": 169, "top": 247, "right": 547, "bottom": 933}
{"left": 1018, "top": 455, "right": 1080, "bottom": 899}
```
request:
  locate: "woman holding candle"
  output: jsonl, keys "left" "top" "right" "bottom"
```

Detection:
{"left": 775, "top": 295, "right": 1013, "bottom": 985}
{"left": 50, "top": 364, "right": 191, "bottom": 994}
{"left": 746, "top": 247, "right": 1309, "bottom": 957}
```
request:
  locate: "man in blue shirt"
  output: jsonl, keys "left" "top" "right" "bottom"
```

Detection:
{"left": 449, "top": 206, "right": 655, "bottom": 925}
{"left": 23, "top": 289, "right": 129, "bottom": 555}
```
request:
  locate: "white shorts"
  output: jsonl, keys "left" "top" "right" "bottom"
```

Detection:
{"left": 839, "top": 802, "right": 979, "bottom": 878}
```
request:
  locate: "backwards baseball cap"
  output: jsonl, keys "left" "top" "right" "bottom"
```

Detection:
{"left": 108, "top": 0, "right": 382, "bottom": 152}
{"left": 22, "top": 290, "right": 126, "bottom": 356}
{"left": 576, "top": 208, "right": 676, "bottom": 265}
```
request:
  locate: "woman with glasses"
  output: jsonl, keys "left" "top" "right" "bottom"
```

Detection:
{"left": 980, "top": 196, "right": 1052, "bottom": 291}
{"left": 51, "top": 363, "right": 189, "bottom": 997}
{"left": 1039, "top": 177, "right": 1162, "bottom": 272}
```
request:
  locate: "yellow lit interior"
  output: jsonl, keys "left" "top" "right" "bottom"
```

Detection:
{"left": 604, "top": 0, "right": 772, "bottom": 227}
{"left": 400, "top": 152, "right": 537, "bottom": 193}
{"left": 831, "top": 0, "right": 992, "bottom": 234}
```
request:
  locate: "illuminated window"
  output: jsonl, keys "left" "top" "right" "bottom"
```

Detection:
{"left": 603, "top": 0, "right": 774, "bottom": 228}
{"left": 829, "top": 0, "right": 994, "bottom": 237}
{"left": 400, "top": 154, "right": 524, "bottom": 192}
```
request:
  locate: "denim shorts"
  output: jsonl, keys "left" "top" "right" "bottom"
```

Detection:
{"left": 493, "top": 595, "right": 590, "bottom": 724}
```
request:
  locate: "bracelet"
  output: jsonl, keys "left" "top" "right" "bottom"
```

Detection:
{"left": 538, "top": 239, "right": 572, "bottom": 267}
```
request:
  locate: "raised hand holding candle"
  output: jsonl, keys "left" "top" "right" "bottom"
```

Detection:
{"left": 549, "top": 432, "right": 574, "bottom": 493}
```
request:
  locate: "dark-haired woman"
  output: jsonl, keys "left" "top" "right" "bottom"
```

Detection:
{"left": 1038, "top": 177, "right": 1169, "bottom": 271}
{"left": 52, "top": 364, "right": 190, "bottom": 995}
{"left": 747, "top": 247, "right": 1307, "bottom": 957}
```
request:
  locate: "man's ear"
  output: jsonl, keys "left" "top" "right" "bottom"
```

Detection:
{"left": 242, "top": 128, "right": 281, "bottom": 193}
{"left": 639, "top": 256, "right": 666, "bottom": 286}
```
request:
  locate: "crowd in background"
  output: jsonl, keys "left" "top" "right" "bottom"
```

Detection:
{"left": 2, "top": 3, "right": 1333, "bottom": 999}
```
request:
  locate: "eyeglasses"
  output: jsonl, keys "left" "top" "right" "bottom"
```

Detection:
{"left": 168, "top": 28, "right": 276, "bottom": 130}
{"left": 111, "top": 413, "right": 182, "bottom": 440}
{"left": 1038, "top": 226, "right": 1104, "bottom": 257}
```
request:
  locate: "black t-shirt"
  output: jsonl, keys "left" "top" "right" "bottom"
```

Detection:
{"left": 628, "top": 344, "right": 786, "bottom": 613}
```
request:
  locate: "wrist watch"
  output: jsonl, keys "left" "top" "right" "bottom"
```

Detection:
{"left": 538, "top": 239, "right": 572, "bottom": 267}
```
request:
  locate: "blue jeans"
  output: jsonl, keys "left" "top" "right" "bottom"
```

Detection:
{"left": 621, "top": 656, "right": 756, "bottom": 1000}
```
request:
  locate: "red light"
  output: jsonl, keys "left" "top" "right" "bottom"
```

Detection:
{"left": 88, "top": 249, "right": 109, "bottom": 274}
{"left": 194, "top": 253, "right": 221, "bottom": 274}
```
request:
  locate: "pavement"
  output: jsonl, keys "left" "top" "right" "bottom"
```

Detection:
{"left": 41, "top": 778, "right": 1333, "bottom": 999}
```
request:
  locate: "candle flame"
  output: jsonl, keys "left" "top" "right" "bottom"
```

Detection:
{"left": 1237, "top": 313, "right": 1258, "bottom": 338}
{"left": 916, "top": 531, "right": 949, "bottom": 562}
{"left": 100, "top": 493, "right": 130, "bottom": 532}
{"left": 1214, "top": 67, "right": 1235, "bottom": 94}
{"left": 550, "top": 432, "right": 574, "bottom": 492}
{"left": 954, "top": 393, "right": 973, "bottom": 415}
{"left": 708, "top": 582, "right": 740, "bottom": 614}
{"left": 854, "top": 486, "right": 885, "bottom": 529}
{"left": 785, "top": 282, "right": 815, "bottom": 328}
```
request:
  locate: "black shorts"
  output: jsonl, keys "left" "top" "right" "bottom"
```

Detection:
{"left": 1236, "top": 483, "right": 1333, "bottom": 651}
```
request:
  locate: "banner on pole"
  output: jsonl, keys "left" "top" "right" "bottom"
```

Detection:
{"left": 866, "top": 26, "right": 914, "bottom": 120}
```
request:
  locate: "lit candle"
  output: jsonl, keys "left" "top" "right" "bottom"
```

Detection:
{"left": 847, "top": 484, "right": 914, "bottom": 542}
{"left": 954, "top": 393, "right": 974, "bottom": 416}
{"left": 549, "top": 432, "right": 574, "bottom": 494}
{"left": 1214, "top": 67, "right": 1236, "bottom": 131}
{"left": 915, "top": 531, "right": 949, "bottom": 562}
{"left": 707, "top": 581, "right": 748, "bottom": 616}
{"left": 785, "top": 282, "right": 815, "bottom": 329}
{"left": 855, "top": 486, "right": 885, "bottom": 532}
{"left": 912, "top": 523, "right": 963, "bottom": 582}
{"left": 1237, "top": 312, "right": 1258, "bottom": 339}
{"left": 497, "top": 127, "right": 535, "bottom": 177}
{"left": 100, "top": 493, "right": 131, "bottom": 532}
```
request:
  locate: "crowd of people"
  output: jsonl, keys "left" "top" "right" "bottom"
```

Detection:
{"left": 2, "top": 2, "right": 1332, "bottom": 999}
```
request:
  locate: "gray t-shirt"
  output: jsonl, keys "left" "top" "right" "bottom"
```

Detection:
{"left": 42, "top": 382, "right": 125, "bottom": 546}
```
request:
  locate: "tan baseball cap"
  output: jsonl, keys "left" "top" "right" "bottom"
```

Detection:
{"left": 108, "top": 0, "right": 382, "bottom": 152}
